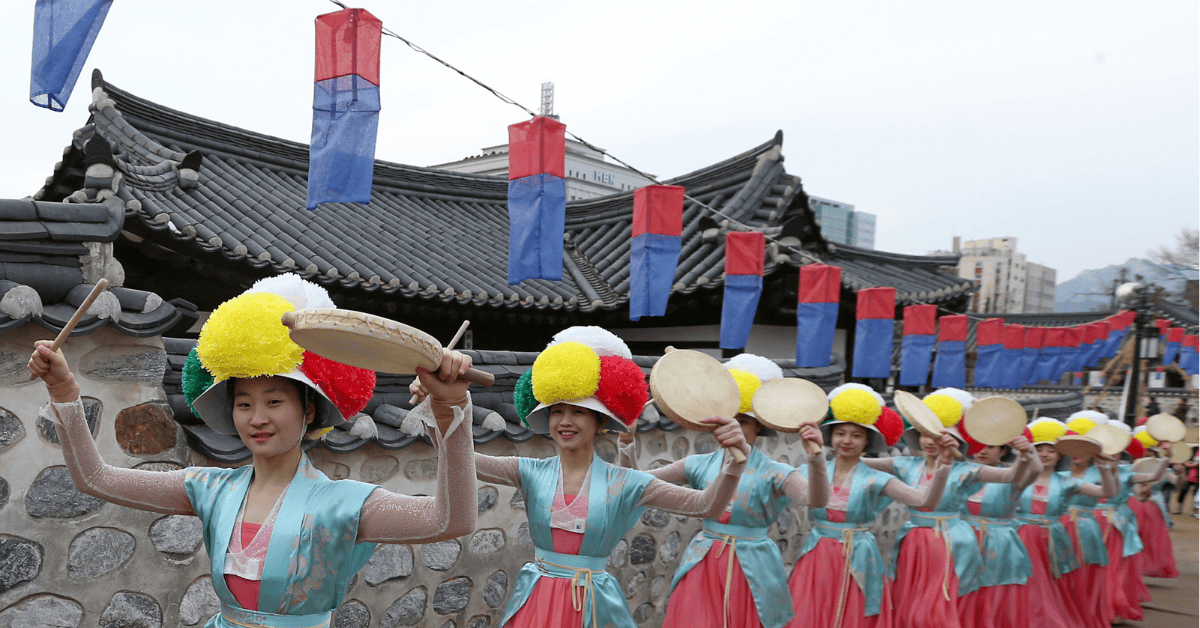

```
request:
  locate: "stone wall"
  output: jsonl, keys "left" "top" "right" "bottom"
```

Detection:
{"left": 0, "top": 326, "right": 911, "bottom": 628}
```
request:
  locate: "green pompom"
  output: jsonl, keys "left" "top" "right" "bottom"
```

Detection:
{"left": 182, "top": 347, "right": 214, "bottom": 414}
{"left": 514, "top": 369, "right": 537, "bottom": 427}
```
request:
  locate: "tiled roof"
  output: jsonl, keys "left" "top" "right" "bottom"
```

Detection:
{"left": 32, "top": 70, "right": 973, "bottom": 321}
{"left": 162, "top": 338, "right": 847, "bottom": 462}
{"left": 0, "top": 197, "right": 196, "bottom": 338}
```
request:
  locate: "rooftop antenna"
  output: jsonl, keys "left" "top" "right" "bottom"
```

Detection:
{"left": 540, "top": 82, "right": 558, "bottom": 119}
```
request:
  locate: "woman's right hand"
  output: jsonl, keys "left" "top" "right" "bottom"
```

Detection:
{"left": 28, "top": 341, "right": 78, "bottom": 400}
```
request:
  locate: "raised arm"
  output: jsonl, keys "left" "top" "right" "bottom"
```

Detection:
{"left": 637, "top": 416, "right": 747, "bottom": 517}
{"left": 1078, "top": 457, "right": 1119, "bottom": 499}
{"left": 860, "top": 456, "right": 897, "bottom": 474}
{"left": 783, "top": 446, "right": 829, "bottom": 507}
{"left": 1132, "top": 458, "right": 1170, "bottom": 485}
{"left": 30, "top": 342, "right": 194, "bottom": 515}
{"left": 975, "top": 440, "right": 1033, "bottom": 485}
{"left": 881, "top": 463, "right": 951, "bottom": 509}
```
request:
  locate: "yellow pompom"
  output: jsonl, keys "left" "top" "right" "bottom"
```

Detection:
{"left": 1029, "top": 420, "right": 1067, "bottom": 444}
{"left": 306, "top": 426, "right": 335, "bottom": 440}
{"left": 728, "top": 369, "right": 761, "bottom": 414}
{"left": 1134, "top": 430, "right": 1158, "bottom": 448}
{"left": 197, "top": 293, "right": 303, "bottom": 381}
{"left": 1066, "top": 417, "right": 1097, "bottom": 435}
{"left": 532, "top": 342, "right": 601, "bottom": 404}
{"left": 830, "top": 389, "right": 881, "bottom": 425}
{"left": 923, "top": 394, "right": 963, "bottom": 428}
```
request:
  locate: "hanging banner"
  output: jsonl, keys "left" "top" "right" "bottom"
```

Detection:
{"left": 629, "top": 185, "right": 684, "bottom": 320}
{"left": 1063, "top": 327, "right": 1084, "bottom": 375}
{"left": 795, "top": 264, "right": 841, "bottom": 367}
{"left": 720, "top": 232, "right": 765, "bottom": 350}
{"left": 506, "top": 116, "right": 567, "bottom": 283}
{"left": 1163, "top": 327, "right": 1184, "bottom": 365}
{"left": 1181, "top": 335, "right": 1199, "bottom": 375}
{"left": 31, "top": 0, "right": 113, "bottom": 111}
{"left": 307, "top": 8, "right": 383, "bottom": 210}
{"left": 973, "top": 318, "right": 1005, "bottom": 388}
{"left": 899, "top": 304, "right": 937, "bottom": 386}
{"left": 1084, "top": 321, "right": 1109, "bottom": 368}
{"left": 1021, "top": 327, "right": 1044, "bottom": 386}
{"left": 1001, "top": 324, "right": 1026, "bottom": 389}
{"left": 852, "top": 287, "right": 895, "bottom": 379}
{"left": 1034, "top": 327, "right": 1066, "bottom": 384}
{"left": 931, "top": 315, "right": 968, "bottom": 389}
{"left": 1102, "top": 311, "right": 1134, "bottom": 359}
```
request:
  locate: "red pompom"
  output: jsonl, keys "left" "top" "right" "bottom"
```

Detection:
{"left": 958, "top": 421, "right": 987, "bottom": 456}
{"left": 299, "top": 351, "right": 377, "bottom": 419}
{"left": 594, "top": 355, "right": 649, "bottom": 427}
{"left": 1136, "top": 416, "right": 1148, "bottom": 426}
{"left": 876, "top": 407, "right": 905, "bottom": 448}
{"left": 1022, "top": 427, "right": 1033, "bottom": 442}
{"left": 1126, "top": 438, "right": 1145, "bottom": 459}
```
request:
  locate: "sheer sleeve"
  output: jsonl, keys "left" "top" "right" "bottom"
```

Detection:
{"left": 475, "top": 454, "right": 522, "bottom": 487}
{"left": 785, "top": 451, "right": 829, "bottom": 507}
{"left": 1132, "top": 459, "right": 1170, "bottom": 484}
{"left": 617, "top": 440, "right": 638, "bottom": 470}
{"left": 642, "top": 459, "right": 688, "bottom": 484}
{"left": 1079, "top": 463, "right": 1118, "bottom": 499}
{"left": 975, "top": 455, "right": 1026, "bottom": 484}
{"left": 860, "top": 456, "right": 896, "bottom": 474}
{"left": 637, "top": 451, "right": 745, "bottom": 517}
{"left": 357, "top": 397, "right": 477, "bottom": 543}
{"left": 881, "top": 463, "right": 950, "bottom": 508}
{"left": 44, "top": 399, "right": 193, "bottom": 515}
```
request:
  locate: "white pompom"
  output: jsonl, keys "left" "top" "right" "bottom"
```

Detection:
{"left": 1108, "top": 421, "right": 1132, "bottom": 435}
{"left": 928, "top": 387, "right": 975, "bottom": 410}
{"left": 828, "top": 382, "right": 884, "bottom": 405}
{"left": 1066, "top": 410, "right": 1109, "bottom": 425}
{"left": 246, "top": 273, "right": 335, "bottom": 310}
{"left": 724, "top": 353, "right": 783, "bottom": 383}
{"left": 548, "top": 326, "right": 632, "bottom": 359}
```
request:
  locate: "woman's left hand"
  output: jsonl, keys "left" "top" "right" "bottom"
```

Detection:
{"left": 1009, "top": 436, "right": 1034, "bottom": 455}
{"left": 799, "top": 424, "right": 824, "bottom": 450}
{"left": 936, "top": 433, "right": 959, "bottom": 464}
{"left": 704, "top": 416, "right": 750, "bottom": 456}
{"left": 410, "top": 350, "right": 473, "bottom": 406}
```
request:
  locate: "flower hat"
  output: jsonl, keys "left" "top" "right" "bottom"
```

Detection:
{"left": 724, "top": 353, "right": 785, "bottom": 436}
{"left": 902, "top": 388, "right": 973, "bottom": 456}
{"left": 820, "top": 383, "right": 887, "bottom": 454}
{"left": 514, "top": 326, "right": 648, "bottom": 434}
{"left": 185, "top": 275, "right": 376, "bottom": 437}
{"left": 1028, "top": 417, "right": 1075, "bottom": 470}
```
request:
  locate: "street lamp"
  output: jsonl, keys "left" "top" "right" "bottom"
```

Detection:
{"left": 1117, "top": 282, "right": 1156, "bottom": 429}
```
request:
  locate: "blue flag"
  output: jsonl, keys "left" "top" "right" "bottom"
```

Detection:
{"left": 31, "top": 0, "right": 113, "bottom": 111}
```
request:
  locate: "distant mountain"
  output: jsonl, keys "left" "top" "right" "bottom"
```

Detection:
{"left": 1056, "top": 258, "right": 1193, "bottom": 313}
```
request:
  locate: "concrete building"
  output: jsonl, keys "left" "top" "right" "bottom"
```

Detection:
{"left": 947, "top": 236, "right": 1057, "bottom": 314}
{"left": 808, "top": 195, "right": 876, "bottom": 249}
{"left": 430, "top": 138, "right": 655, "bottom": 201}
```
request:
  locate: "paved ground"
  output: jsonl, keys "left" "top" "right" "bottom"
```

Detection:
{"left": 1126, "top": 510, "right": 1198, "bottom": 627}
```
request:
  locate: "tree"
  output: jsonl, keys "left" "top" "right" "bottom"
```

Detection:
{"left": 1148, "top": 227, "right": 1199, "bottom": 283}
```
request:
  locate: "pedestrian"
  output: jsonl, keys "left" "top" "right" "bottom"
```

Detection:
{"left": 1173, "top": 449, "right": 1198, "bottom": 514}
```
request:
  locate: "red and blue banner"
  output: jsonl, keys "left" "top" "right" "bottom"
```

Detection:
{"left": 1034, "top": 327, "right": 1066, "bottom": 384}
{"left": 30, "top": 0, "right": 112, "bottom": 111}
{"left": 1163, "top": 327, "right": 1184, "bottom": 365}
{"left": 852, "top": 287, "right": 895, "bottom": 378}
{"left": 1063, "top": 327, "right": 1084, "bottom": 374}
{"left": 307, "top": 8, "right": 383, "bottom": 210}
{"left": 720, "top": 232, "right": 765, "bottom": 350}
{"left": 1102, "top": 311, "right": 1134, "bottom": 359}
{"left": 899, "top": 304, "right": 937, "bottom": 386}
{"left": 1181, "top": 335, "right": 1198, "bottom": 375}
{"left": 932, "top": 315, "right": 968, "bottom": 389}
{"left": 973, "top": 318, "right": 1005, "bottom": 389}
{"left": 507, "top": 116, "right": 567, "bottom": 283}
{"left": 796, "top": 264, "right": 841, "bottom": 367}
{"left": 1021, "top": 327, "right": 1044, "bottom": 386}
{"left": 1002, "top": 324, "right": 1026, "bottom": 389}
{"left": 1084, "top": 321, "right": 1109, "bottom": 368}
{"left": 629, "top": 185, "right": 684, "bottom": 320}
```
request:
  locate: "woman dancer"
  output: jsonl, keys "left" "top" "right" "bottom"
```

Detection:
{"left": 617, "top": 353, "right": 828, "bottom": 628}
{"left": 865, "top": 388, "right": 1032, "bottom": 628}
{"left": 426, "top": 327, "right": 749, "bottom": 628}
{"left": 787, "top": 385, "right": 952, "bottom": 628}
{"left": 28, "top": 276, "right": 478, "bottom": 628}
{"left": 956, "top": 425, "right": 1038, "bottom": 628}
{"left": 1094, "top": 432, "right": 1168, "bottom": 622}
{"left": 1016, "top": 418, "right": 1116, "bottom": 628}
{"left": 1129, "top": 434, "right": 1179, "bottom": 578}
{"left": 1057, "top": 412, "right": 1117, "bottom": 628}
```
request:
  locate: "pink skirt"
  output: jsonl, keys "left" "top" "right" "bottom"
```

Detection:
{"left": 1094, "top": 515, "right": 1146, "bottom": 621}
{"left": 1128, "top": 498, "right": 1179, "bottom": 579}
{"left": 502, "top": 578, "right": 583, "bottom": 628}
{"left": 786, "top": 537, "right": 892, "bottom": 628}
{"left": 891, "top": 529, "right": 961, "bottom": 628}
{"left": 957, "top": 528, "right": 1030, "bottom": 628}
{"left": 1015, "top": 525, "right": 1076, "bottom": 628}
{"left": 663, "top": 539, "right": 763, "bottom": 628}
{"left": 1058, "top": 518, "right": 1111, "bottom": 628}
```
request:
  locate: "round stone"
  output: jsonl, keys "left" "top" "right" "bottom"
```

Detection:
{"left": 179, "top": 578, "right": 220, "bottom": 626}
{"left": 381, "top": 586, "right": 427, "bottom": 628}
{"left": 650, "top": 575, "right": 667, "bottom": 600}
{"left": 420, "top": 540, "right": 461, "bottom": 571}
{"left": 694, "top": 433, "right": 719, "bottom": 454}
{"left": 671, "top": 436, "right": 690, "bottom": 460}
{"left": 776, "top": 507, "right": 792, "bottom": 535}
{"left": 149, "top": 515, "right": 203, "bottom": 557}
{"left": 99, "top": 591, "right": 161, "bottom": 628}
{"left": 509, "top": 490, "right": 525, "bottom": 511}
{"left": 633, "top": 602, "right": 656, "bottom": 624}
{"left": 0, "top": 536, "right": 43, "bottom": 594}
{"left": 314, "top": 460, "right": 350, "bottom": 480}
{"left": 37, "top": 398, "right": 101, "bottom": 446}
{"left": 644, "top": 433, "right": 667, "bottom": 455}
{"left": 466, "top": 617, "right": 490, "bottom": 628}
{"left": 594, "top": 439, "right": 617, "bottom": 462}
{"left": 80, "top": 345, "right": 167, "bottom": 384}
{"left": 516, "top": 523, "right": 531, "bottom": 549}
{"left": 482, "top": 570, "right": 508, "bottom": 608}
{"left": 432, "top": 577, "right": 471, "bottom": 615}
{"left": 68, "top": 527, "right": 135, "bottom": 580}
{"left": 360, "top": 456, "right": 400, "bottom": 484}
{"left": 0, "top": 594, "right": 83, "bottom": 628}
{"left": 640, "top": 508, "right": 670, "bottom": 528}
{"left": 0, "top": 409, "right": 25, "bottom": 453}
{"left": 607, "top": 538, "right": 628, "bottom": 569}
{"left": 333, "top": 600, "right": 370, "bottom": 628}
{"left": 624, "top": 571, "right": 646, "bottom": 599}
{"left": 629, "top": 534, "right": 656, "bottom": 565}
{"left": 363, "top": 544, "right": 413, "bottom": 586}
{"left": 659, "top": 531, "right": 681, "bottom": 564}
{"left": 26, "top": 467, "right": 103, "bottom": 518}
{"left": 468, "top": 529, "right": 504, "bottom": 555}
{"left": 0, "top": 478, "right": 8, "bottom": 512}
{"left": 115, "top": 402, "right": 177, "bottom": 455}
{"left": 404, "top": 459, "right": 438, "bottom": 481}
{"left": 477, "top": 486, "right": 497, "bottom": 514}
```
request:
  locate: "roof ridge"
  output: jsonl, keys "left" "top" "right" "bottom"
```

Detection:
{"left": 564, "top": 237, "right": 621, "bottom": 308}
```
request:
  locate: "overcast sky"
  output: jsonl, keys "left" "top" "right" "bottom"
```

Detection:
{"left": 1, "top": 1, "right": 1196, "bottom": 283}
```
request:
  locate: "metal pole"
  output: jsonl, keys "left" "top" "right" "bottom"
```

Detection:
{"left": 1124, "top": 295, "right": 1144, "bottom": 429}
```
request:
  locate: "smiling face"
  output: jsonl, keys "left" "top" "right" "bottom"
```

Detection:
{"left": 1036, "top": 443, "right": 1061, "bottom": 468}
{"left": 547, "top": 403, "right": 602, "bottom": 454}
{"left": 231, "top": 376, "right": 314, "bottom": 461}
{"left": 831, "top": 423, "right": 869, "bottom": 459}
{"left": 973, "top": 445, "right": 1005, "bottom": 466}
{"left": 918, "top": 433, "right": 941, "bottom": 457}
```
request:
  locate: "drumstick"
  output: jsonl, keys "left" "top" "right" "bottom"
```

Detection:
{"left": 446, "top": 320, "right": 470, "bottom": 351}
{"left": 28, "top": 279, "right": 109, "bottom": 381}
